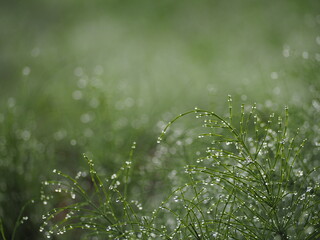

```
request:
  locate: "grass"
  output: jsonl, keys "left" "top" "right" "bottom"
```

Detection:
{"left": 36, "top": 101, "right": 319, "bottom": 239}
{"left": 1, "top": 1, "right": 320, "bottom": 239}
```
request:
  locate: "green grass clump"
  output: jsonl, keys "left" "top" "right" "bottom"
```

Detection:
{"left": 1, "top": 2, "right": 320, "bottom": 238}
{"left": 40, "top": 100, "right": 320, "bottom": 239}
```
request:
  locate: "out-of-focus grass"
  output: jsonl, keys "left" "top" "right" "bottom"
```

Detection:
{"left": 0, "top": 0, "right": 319, "bottom": 239}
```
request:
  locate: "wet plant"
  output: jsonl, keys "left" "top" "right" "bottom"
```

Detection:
{"left": 39, "top": 142, "right": 147, "bottom": 239}
{"left": 41, "top": 99, "right": 320, "bottom": 239}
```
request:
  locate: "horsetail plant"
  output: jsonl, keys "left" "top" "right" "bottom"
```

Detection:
{"left": 42, "top": 99, "right": 320, "bottom": 239}
{"left": 40, "top": 142, "right": 149, "bottom": 239}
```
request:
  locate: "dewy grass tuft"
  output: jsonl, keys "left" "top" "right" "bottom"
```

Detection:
{"left": 41, "top": 99, "right": 320, "bottom": 239}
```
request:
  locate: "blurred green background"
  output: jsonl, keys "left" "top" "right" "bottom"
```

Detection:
{"left": 0, "top": 0, "right": 319, "bottom": 239}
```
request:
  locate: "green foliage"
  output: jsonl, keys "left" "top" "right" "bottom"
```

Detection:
{"left": 41, "top": 102, "right": 320, "bottom": 239}
{"left": 40, "top": 143, "right": 139, "bottom": 239}
{"left": 1, "top": 1, "right": 320, "bottom": 239}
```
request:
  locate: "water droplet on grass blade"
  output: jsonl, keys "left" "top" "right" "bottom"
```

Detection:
{"left": 72, "top": 90, "right": 82, "bottom": 100}
{"left": 22, "top": 66, "right": 31, "bottom": 76}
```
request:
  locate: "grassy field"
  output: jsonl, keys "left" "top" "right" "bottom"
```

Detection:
{"left": 0, "top": 0, "right": 320, "bottom": 239}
